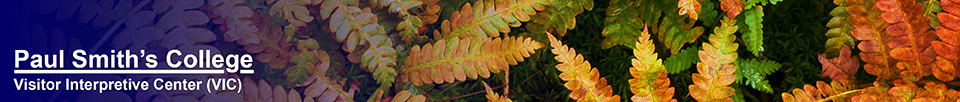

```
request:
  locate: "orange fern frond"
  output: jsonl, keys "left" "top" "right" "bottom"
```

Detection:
{"left": 782, "top": 81, "right": 859, "bottom": 102}
{"left": 720, "top": 0, "right": 743, "bottom": 18}
{"left": 400, "top": 36, "right": 542, "bottom": 86}
{"left": 391, "top": 90, "right": 427, "bottom": 102}
{"left": 876, "top": 0, "right": 938, "bottom": 81}
{"left": 434, "top": 0, "right": 548, "bottom": 39}
{"left": 932, "top": 0, "right": 960, "bottom": 81}
{"left": 241, "top": 76, "right": 356, "bottom": 102}
{"left": 689, "top": 17, "right": 738, "bottom": 102}
{"left": 846, "top": 0, "right": 899, "bottom": 79}
{"left": 547, "top": 33, "right": 621, "bottom": 102}
{"left": 819, "top": 47, "right": 860, "bottom": 85}
{"left": 678, "top": 0, "right": 702, "bottom": 20}
{"left": 855, "top": 80, "right": 960, "bottom": 101}
{"left": 628, "top": 25, "right": 676, "bottom": 102}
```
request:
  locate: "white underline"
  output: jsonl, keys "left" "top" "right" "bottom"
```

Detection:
{"left": 13, "top": 70, "right": 254, "bottom": 74}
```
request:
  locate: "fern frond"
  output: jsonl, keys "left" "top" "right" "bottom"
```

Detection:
{"left": 782, "top": 81, "right": 858, "bottom": 102}
{"left": 678, "top": 0, "right": 702, "bottom": 20}
{"left": 435, "top": 0, "right": 548, "bottom": 39}
{"left": 286, "top": 39, "right": 332, "bottom": 83}
{"left": 733, "top": 58, "right": 781, "bottom": 93}
{"left": 601, "top": 0, "right": 645, "bottom": 49}
{"left": 267, "top": 0, "right": 321, "bottom": 27}
{"left": 209, "top": 0, "right": 259, "bottom": 45}
{"left": 629, "top": 25, "right": 677, "bottom": 102}
{"left": 824, "top": 1, "right": 857, "bottom": 57}
{"left": 876, "top": 0, "right": 937, "bottom": 81}
{"left": 400, "top": 36, "right": 543, "bottom": 86}
{"left": 483, "top": 81, "right": 514, "bottom": 102}
{"left": 819, "top": 47, "right": 860, "bottom": 85}
{"left": 526, "top": 0, "right": 593, "bottom": 36}
{"left": 664, "top": 46, "right": 700, "bottom": 74}
{"left": 689, "top": 17, "right": 739, "bottom": 102}
{"left": 242, "top": 76, "right": 357, "bottom": 102}
{"left": 720, "top": 0, "right": 744, "bottom": 18}
{"left": 932, "top": 0, "right": 960, "bottom": 81}
{"left": 854, "top": 80, "right": 960, "bottom": 101}
{"left": 547, "top": 33, "right": 621, "bottom": 102}
{"left": 391, "top": 90, "right": 427, "bottom": 102}
{"left": 738, "top": 7, "right": 765, "bottom": 56}
{"left": 846, "top": 0, "right": 899, "bottom": 79}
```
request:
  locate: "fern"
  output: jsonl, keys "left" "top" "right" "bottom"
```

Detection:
{"left": 738, "top": 7, "right": 765, "bottom": 56}
{"left": 877, "top": 0, "right": 937, "bottom": 81}
{"left": 483, "top": 81, "right": 514, "bottom": 102}
{"left": 781, "top": 81, "right": 858, "bottom": 102}
{"left": 854, "top": 80, "right": 960, "bottom": 101}
{"left": 665, "top": 46, "right": 701, "bottom": 74}
{"left": 819, "top": 47, "right": 859, "bottom": 85}
{"left": 547, "top": 33, "right": 621, "bottom": 102}
{"left": 244, "top": 14, "right": 298, "bottom": 69}
{"left": 932, "top": 0, "right": 959, "bottom": 81}
{"left": 369, "top": 0, "right": 430, "bottom": 42}
{"left": 267, "top": 0, "right": 319, "bottom": 27}
{"left": 399, "top": 36, "right": 542, "bottom": 86}
{"left": 733, "top": 58, "right": 781, "bottom": 93}
{"left": 435, "top": 0, "right": 548, "bottom": 39}
{"left": 847, "top": 0, "right": 899, "bottom": 79}
{"left": 678, "top": 0, "right": 702, "bottom": 20}
{"left": 526, "top": 0, "right": 593, "bottom": 36}
{"left": 689, "top": 17, "right": 738, "bottom": 102}
{"left": 242, "top": 76, "right": 357, "bottom": 102}
{"left": 824, "top": 0, "right": 858, "bottom": 57}
{"left": 601, "top": 0, "right": 644, "bottom": 49}
{"left": 628, "top": 25, "right": 677, "bottom": 102}
{"left": 391, "top": 90, "right": 427, "bottom": 102}
{"left": 720, "top": 0, "right": 744, "bottom": 18}
{"left": 286, "top": 39, "right": 332, "bottom": 83}
{"left": 209, "top": 0, "right": 259, "bottom": 45}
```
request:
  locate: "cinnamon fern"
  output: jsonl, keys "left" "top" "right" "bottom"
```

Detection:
{"left": 689, "top": 17, "right": 738, "bottom": 102}
{"left": 628, "top": 25, "right": 676, "bottom": 102}
{"left": 547, "top": 33, "right": 621, "bottom": 102}
{"left": 399, "top": 36, "right": 542, "bottom": 86}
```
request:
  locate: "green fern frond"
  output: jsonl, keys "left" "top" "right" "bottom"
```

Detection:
{"left": 733, "top": 58, "right": 781, "bottom": 93}
{"left": 665, "top": 46, "right": 700, "bottom": 74}
{"left": 738, "top": 7, "right": 765, "bottom": 56}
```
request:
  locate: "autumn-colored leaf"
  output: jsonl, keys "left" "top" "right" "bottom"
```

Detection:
{"left": 932, "top": 0, "right": 960, "bottom": 81}
{"left": 689, "top": 17, "right": 738, "bottom": 102}
{"left": 526, "top": 0, "right": 592, "bottom": 36}
{"left": 846, "top": 0, "right": 899, "bottom": 79}
{"left": 209, "top": 0, "right": 259, "bottom": 45}
{"left": 782, "top": 81, "right": 859, "bottom": 102}
{"left": 628, "top": 25, "right": 677, "bottom": 102}
{"left": 720, "top": 0, "right": 744, "bottom": 18}
{"left": 400, "top": 36, "right": 542, "bottom": 86}
{"left": 244, "top": 14, "right": 296, "bottom": 69}
{"left": 483, "top": 81, "right": 513, "bottom": 102}
{"left": 547, "top": 33, "right": 621, "bottom": 102}
{"left": 391, "top": 90, "right": 427, "bottom": 102}
{"left": 824, "top": 2, "right": 858, "bottom": 57}
{"left": 679, "top": 0, "right": 702, "bottom": 20}
{"left": 435, "top": 0, "right": 548, "bottom": 39}
{"left": 819, "top": 47, "right": 860, "bottom": 85}
{"left": 876, "top": 0, "right": 938, "bottom": 81}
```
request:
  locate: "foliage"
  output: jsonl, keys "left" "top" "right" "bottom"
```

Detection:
{"left": 876, "top": 0, "right": 938, "bottom": 81}
{"left": 933, "top": 0, "right": 959, "bottom": 81}
{"left": 547, "top": 33, "right": 622, "bottom": 102}
{"left": 628, "top": 25, "right": 677, "bottom": 102}
{"left": 824, "top": 0, "right": 857, "bottom": 57}
{"left": 664, "top": 46, "right": 700, "bottom": 74}
{"left": 484, "top": 81, "right": 514, "bottom": 102}
{"left": 689, "top": 17, "right": 738, "bottom": 102}
{"left": 818, "top": 47, "right": 859, "bottom": 85}
{"left": 527, "top": 0, "right": 594, "bottom": 36}
{"left": 390, "top": 90, "right": 427, "bottom": 102}
{"left": 434, "top": 0, "right": 548, "bottom": 39}
{"left": 781, "top": 81, "right": 858, "bottom": 102}
{"left": 848, "top": 0, "right": 899, "bottom": 79}
{"left": 738, "top": 7, "right": 765, "bottom": 56}
{"left": 400, "top": 36, "right": 542, "bottom": 86}
{"left": 678, "top": 0, "right": 702, "bottom": 20}
{"left": 733, "top": 58, "right": 781, "bottom": 93}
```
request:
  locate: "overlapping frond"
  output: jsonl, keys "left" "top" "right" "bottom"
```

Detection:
{"left": 242, "top": 76, "right": 356, "bottom": 102}
{"left": 819, "top": 47, "right": 860, "bottom": 85}
{"left": 689, "top": 17, "right": 738, "bottom": 102}
{"left": 846, "top": 0, "right": 899, "bottom": 79}
{"left": 782, "top": 81, "right": 858, "bottom": 102}
{"left": 526, "top": 0, "right": 593, "bottom": 36}
{"left": 932, "top": 0, "right": 960, "bottom": 81}
{"left": 400, "top": 36, "right": 542, "bottom": 86}
{"left": 547, "top": 33, "right": 621, "bottom": 102}
{"left": 824, "top": 0, "right": 858, "bottom": 57}
{"left": 391, "top": 90, "right": 427, "bottom": 102}
{"left": 484, "top": 81, "right": 514, "bottom": 102}
{"left": 628, "top": 25, "right": 676, "bottom": 102}
{"left": 434, "top": 0, "right": 548, "bottom": 39}
{"left": 853, "top": 80, "right": 960, "bottom": 101}
{"left": 876, "top": 0, "right": 938, "bottom": 81}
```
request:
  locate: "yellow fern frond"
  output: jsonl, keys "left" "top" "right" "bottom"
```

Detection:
{"left": 547, "top": 33, "right": 621, "bottom": 102}
{"left": 689, "top": 17, "right": 739, "bottom": 102}
{"left": 400, "top": 36, "right": 543, "bottom": 86}
{"left": 483, "top": 81, "right": 513, "bottom": 102}
{"left": 629, "top": 25, "right": 676, "bottom": 102}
